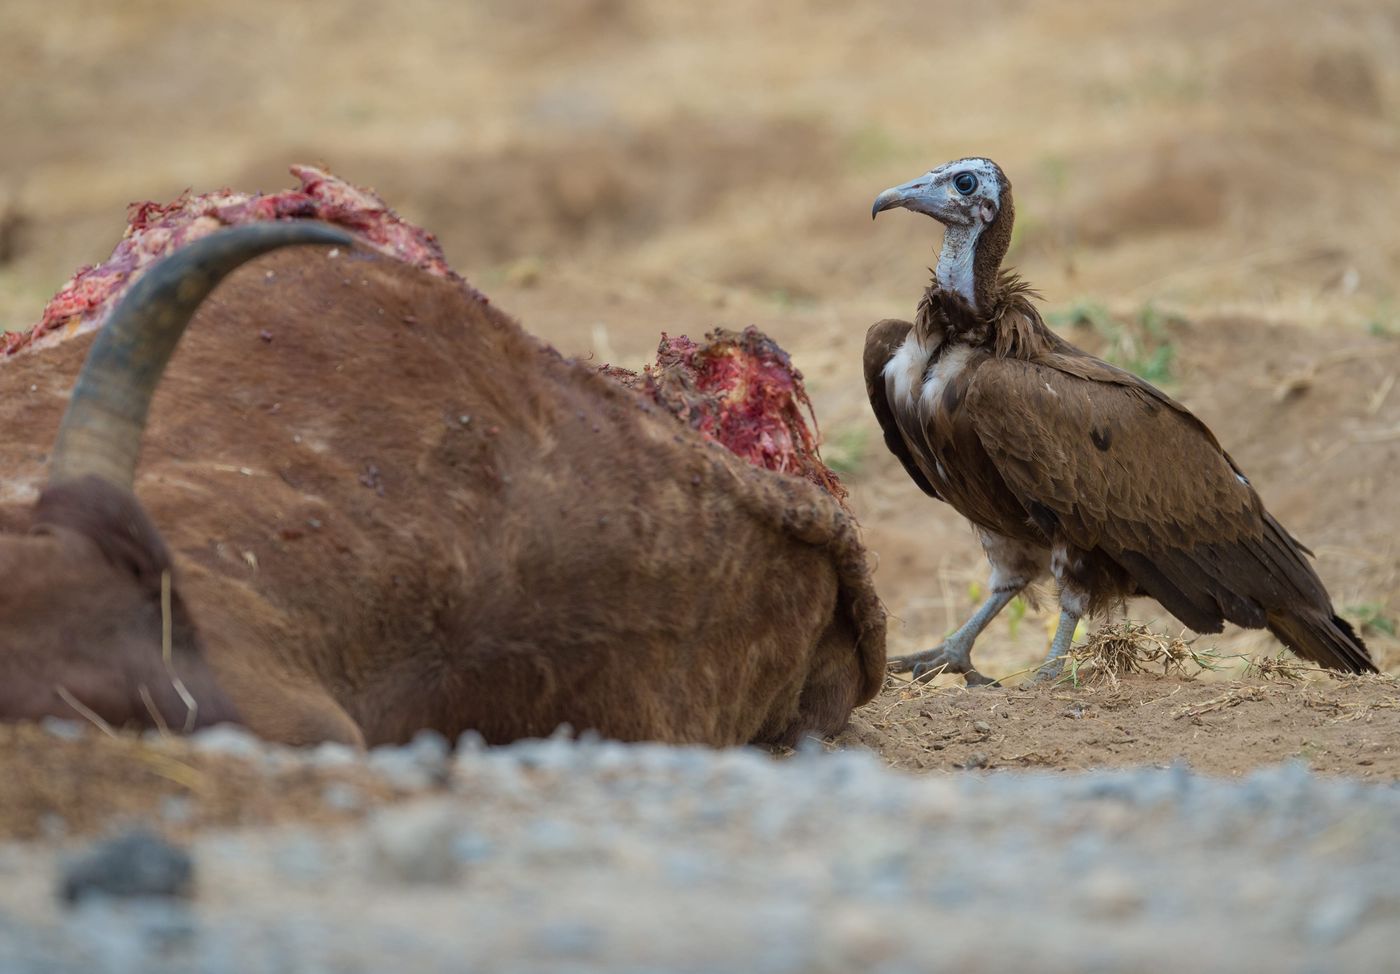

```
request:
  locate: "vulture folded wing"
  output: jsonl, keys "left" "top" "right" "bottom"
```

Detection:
{"left": 961, "top": 354, "right": 1343, "bottom": 641}
{"left": 963, "top": 356, "right": 1254, "bottom": 553}
{"left": 864, "top": 319, "right": 940, "bottom": 499}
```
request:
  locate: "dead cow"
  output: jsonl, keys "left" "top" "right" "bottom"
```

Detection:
{"left": 0, "top": 222, "right": 883, "bottom": 747}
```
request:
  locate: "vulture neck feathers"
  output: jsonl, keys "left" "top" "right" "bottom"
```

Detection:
{"left": 912, "top": 182, "right": 1057, "bottom": 361}
{"left": 913, "top": 273, "right": 1057, "bottom": 361}
{"left": 934, "top": 187, "right": 1014, "bottom": 315}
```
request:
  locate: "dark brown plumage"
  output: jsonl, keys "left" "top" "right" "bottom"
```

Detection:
{"left": 868, "top": 157, "right": 1375, "bottom": 682}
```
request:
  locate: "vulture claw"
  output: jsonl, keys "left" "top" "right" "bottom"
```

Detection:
{"left": 889, "top": 643, "right": 998, "bottom": 688}
{"left": 886, "top": 653, "right": 926, "bottom": 675}
{"left": 1026, "top": 656, "right": 1068, "bottom": 686}
{"left": 1024, "top": 610, "right": 1078, "bottom": 685}
{"left": 886, "top": 646, "right": 952, "bottom": 678}
{"left": 962, "top": 669, "right": 1000, "bottom": 688}
{"left": 885, "top": 589, "right": 1017, "bottom": 687}
{"left": 910, "top": 655, "right": 951, "bottom": 684}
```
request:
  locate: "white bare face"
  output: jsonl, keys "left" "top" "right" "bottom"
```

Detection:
{"left": 871, "top": 158, "right": 1004, "bottom": 228}
{"left": 871, "top": 157, "right": 1007, "bottom": 310}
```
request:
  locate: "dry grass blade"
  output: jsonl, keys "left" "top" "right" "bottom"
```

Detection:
{"left": 58, "top": 671, "right": 208, "bottom": 792}
{"left": 1173, "top": 685, "right": 1278, "bottom": 719}
{"left": 54, "top": 685, "right": 117, "bottom": 738}
{"left": 138, "top": 684, "right": 171, "bottom": 736}
{"left": 161, "top": 570, "right": 199, "bottom": 733}
{"left": 132, "top": 749, "right": 210, "bottom": 793}
{"left": 1245, "top": 654, "right": 1309, "bottom": 682}
{"left": 1061, "top": 622, "right": 1215, "bottom": 688}
{"left": 884, "top": 669, "right": 966, "bottom": 701}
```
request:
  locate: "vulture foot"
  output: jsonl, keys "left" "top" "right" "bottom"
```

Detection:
{"left": 1026, "top": 656, "right": 1068, "bottom": 685}
{"left": 886, "top": 588, "right": 1020, "bottom": 687}
{"left": 1023, "top": 610, "right": 1080, "bottom": 686}
{"left": 888, "top": 642, "right": 997, "bottom": 688}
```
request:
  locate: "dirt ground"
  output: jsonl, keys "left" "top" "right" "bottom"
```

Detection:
{"left": 2, "top": 0, "right": 1399, "bottom": 824}
{"left": 2, "top": 666, "right": 1398, "bottom": 842}
{"left": 843, "top": 672, "right": 1400, "bottom": 777}
{"left": 0, "top": 724, "right": 399, "bottom": 842}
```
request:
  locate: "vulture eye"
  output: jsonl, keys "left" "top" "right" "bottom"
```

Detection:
{"left": 953, "top": 172, "right": 978, "bottom": 195}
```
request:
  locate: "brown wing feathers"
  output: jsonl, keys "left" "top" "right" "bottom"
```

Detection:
{"left": 864, "top": 319, "right": 940, "bottom": 499}
{"left": 960, "top": 342, "right": 1375, "bottom": 673}
{"left": 869, "top": 301, "right": 1376, "bottom": 673}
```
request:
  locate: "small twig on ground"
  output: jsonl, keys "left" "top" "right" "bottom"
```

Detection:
{"left": 132, "top": 749, "right": 210, "bottom": 793}
{"left": 1172, "top": 685, "right": 1281, "bottom": 719}
{"left": 1368, "top": 373, "right": 1395, "bottom": 416}
{"left": 1244, "top": 654, "right": 1309, "bottom": 682}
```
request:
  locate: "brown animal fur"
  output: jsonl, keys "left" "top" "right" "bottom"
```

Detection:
{"left": 0, "top": 247, "right": 884, "bottom": 745}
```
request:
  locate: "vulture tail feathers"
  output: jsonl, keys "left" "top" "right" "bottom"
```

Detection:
{"left": 1266, "top": 610, "right": 1377, "bottom": 675}
{"left": 1250, "top": 514, "right": 1376, "bottom": 673}
{"left": 1113, "top": 549, "right": 1225, "bottom": 635}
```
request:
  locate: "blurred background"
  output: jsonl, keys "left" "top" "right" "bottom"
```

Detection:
{"left": 3, "top": 0, "right": 1398, "bottom": 672}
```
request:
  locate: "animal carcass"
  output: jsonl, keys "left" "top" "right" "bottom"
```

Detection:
{"left": 0, "top": 168, "right": 883, "bottom": 747}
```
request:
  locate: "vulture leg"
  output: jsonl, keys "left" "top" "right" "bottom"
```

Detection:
{"left": 888, "top": 532, "right": 1046, "bottom": 686}
{"left": 1030, "top": 609, "right": 1081, "bottom": 683}
{"left": 887, "top": 587, "right": 1020, "bottom": 687}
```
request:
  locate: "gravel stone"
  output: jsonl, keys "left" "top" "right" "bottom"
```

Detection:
{"left": 451, "top": 830, "right": 496, "bottom": 865}
{"left": 271, "top": 833, "right": 331, "bottom": 884}
{"left": 59, "top": 829, "right": 193, "bottom": 904}
{"left": 536, "top": 920, "right": 604, "bottom": 957}
{"left": 160, "top": 796, "right": 194, "bottom": 826}
{"left": 320, "top": 782, "right": 363, "bottom": 812}
{"left": 38, "top": 814, "right": 67, "bottom": 841}
{"left": 307, "top": 741, "right": 358, "bottom": 769}
{"left": 1305, "top": 889, "right": 1371, "bottom": 945}
{"left": 39, "top": 717, "right": 84, "bottom": 741}
{"left": 3, "top": 742, "right": 1398, "bottom": 971}
{"left": 367, "top": 801, "right": 461, "bottom": 884}
{"left": 367, "top": 729, "right": 450, "bottom": 790}
{"left": 188, "top": 724, "right": 263, "bottom": 760}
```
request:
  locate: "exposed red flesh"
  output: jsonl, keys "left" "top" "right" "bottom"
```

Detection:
{"left": 7, "top": 165, "right": 478, "bottom": 359}
{"left": 603, "top": 328, "right": 848, "bottom": 505}
{"left": 11, "top": 167, "right": 843, "bottom": 500}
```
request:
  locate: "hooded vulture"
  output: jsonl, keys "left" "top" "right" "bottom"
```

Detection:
{"left": 867, "top": 157, "right": 1376, "bottom": 685}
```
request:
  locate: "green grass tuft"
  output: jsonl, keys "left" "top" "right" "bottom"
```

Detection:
{"left": 822, "top": 424, "right": 869, "bottom": 476}
{"left": 1346, "top": 603, "right": 1397, "bottom": 638}
{"left": 1049, "top": 301, "right": 1180, "bottom": 386}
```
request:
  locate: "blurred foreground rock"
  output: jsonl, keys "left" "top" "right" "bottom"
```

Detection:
{"left": 1, "top": 735, "right": 1397, "bottom": 972}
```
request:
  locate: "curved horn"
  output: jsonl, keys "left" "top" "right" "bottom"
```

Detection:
{"left": 47, "top": 221, "right": 354, "bottom": 490}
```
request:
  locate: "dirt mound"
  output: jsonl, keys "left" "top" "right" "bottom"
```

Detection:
{"left": 1224, "top": 41, "right": 1386, "bottom": 118}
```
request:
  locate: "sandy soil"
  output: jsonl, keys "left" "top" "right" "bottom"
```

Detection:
{"left": 0, "top": 724, "right": 397, "bottom": 842}
{"left": 843, "top": 673, "right": 1400, "bottom": 777}
{"left": 3, "top": 667, "right": 1397, "bottom": 844}
{"left": 1, "top": 0, "right": 1399, "bottom": 826}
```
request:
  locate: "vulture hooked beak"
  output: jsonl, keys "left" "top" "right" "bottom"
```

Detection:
{"left": 871, "top": 174, "right": 945, "bottom": 222}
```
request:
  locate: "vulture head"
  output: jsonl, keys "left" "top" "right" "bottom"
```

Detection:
{"left": 871, "top": 157, "right": 1016, "bottom": 311}
{"left": 871, "top": 157, "right": 1008, "bottom": 226}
